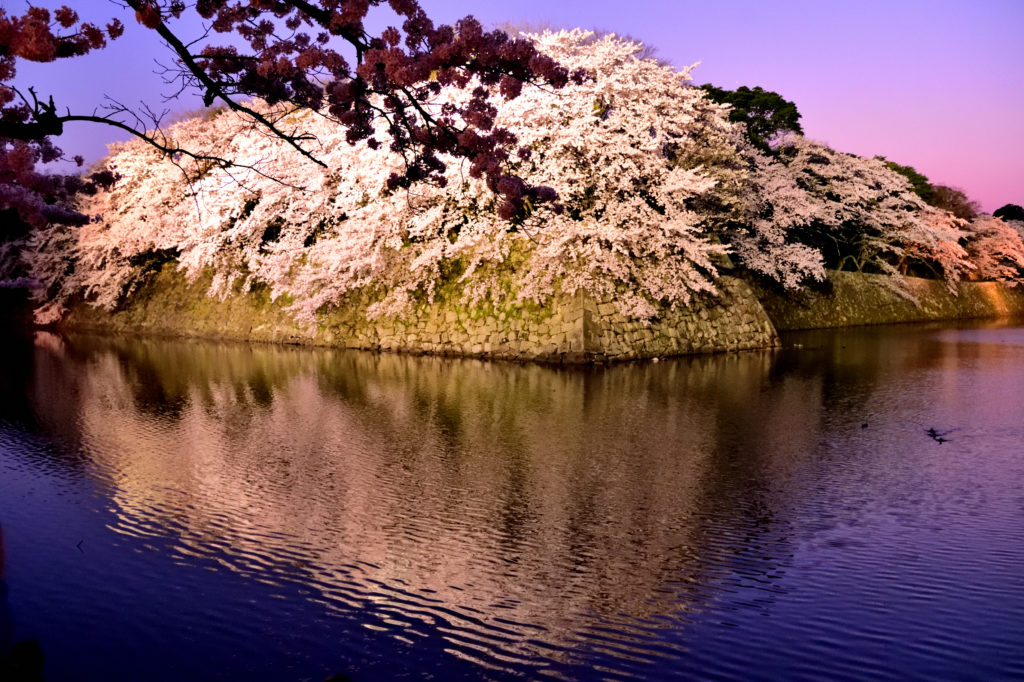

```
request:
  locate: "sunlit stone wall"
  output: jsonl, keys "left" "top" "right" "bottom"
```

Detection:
{"left": 59, "top": 264, "right": 779, "bottom": 362}
{"left": 584, "top": 276, "right": 778, "bottom": 360}
{"left": 759, "top": 271, "right": 1024, "bottom": 331}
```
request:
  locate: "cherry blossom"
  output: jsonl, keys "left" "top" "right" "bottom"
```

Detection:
{"left": 15, "top": 31, "right": 1003, "bottom": 329}
{"left": 23, "top": 31, "right": 731, "bottom": 323}
{"left": 962, "top": 215, "right": 1024, "bottom": 283}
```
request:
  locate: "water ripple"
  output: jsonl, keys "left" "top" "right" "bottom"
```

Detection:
{"left": 0, "top": 326, "right": 1023, "bottom": 680}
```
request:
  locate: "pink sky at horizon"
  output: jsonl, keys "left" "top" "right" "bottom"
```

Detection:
{"left": 7, "top": 0, "right": 1022, "bottom": 211}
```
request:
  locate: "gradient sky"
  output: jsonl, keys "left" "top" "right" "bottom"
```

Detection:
{"left": 7, "top": 0, "right": 1023, "bottom": 211}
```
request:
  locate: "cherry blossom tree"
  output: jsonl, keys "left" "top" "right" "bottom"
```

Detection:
{"left": 12, "top": 23, "right": 1011, "bottom": 328}
{"left": 671, "top": 120, "right": 826, "bottom": 290}
{"left": 962, "top": 214, "right": 1024, "bottom": 283}
{"left": 1, "top": 1, "right": 576, "bottom": 243}
{"left": 24, "top": 31, "right": 733, "bottom": 323}
{"left": 771, "top": 136, "right": 970, "bottom": 287}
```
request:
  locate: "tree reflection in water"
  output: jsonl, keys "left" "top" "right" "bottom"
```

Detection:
{"left": 20, "top": 332, "right": 804, "bottom": 672}
{"left": 4, "top": 323, "right": 1024, "bottom": 680}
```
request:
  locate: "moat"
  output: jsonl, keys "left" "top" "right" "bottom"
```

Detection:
{"left": 2, "top": 321, "right": 1023, "bottom": 680}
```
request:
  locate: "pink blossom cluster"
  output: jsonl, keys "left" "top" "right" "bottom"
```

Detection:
{"left": 0, "top": 6, "right": 123, "bottom": 231}
{"left": 766, "top": 137, "right": 972, "bottom": 287}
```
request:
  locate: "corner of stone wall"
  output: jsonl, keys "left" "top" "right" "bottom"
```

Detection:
{"left": 573, "top": 276, "right": 779, "bottom": 361}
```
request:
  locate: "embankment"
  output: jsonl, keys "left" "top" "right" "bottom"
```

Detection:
{"left": 58, "top": 263, "right": 779, "bottom": 363}
{"left": 758, "top": 271, "right": 1024, "bottom": 331}
{"left": 42, "top": 268, "right": 1024, "bottom": 360}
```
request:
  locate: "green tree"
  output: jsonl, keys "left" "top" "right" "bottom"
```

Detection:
{"left": 699, "top": 85, "right": 803, "bottom": 152}
{"left": 876, "top": 159, "right": 981, "bottom": 221}
{"left": 878, "top": 158, "right": 935, "bottom": 203}
{"left": 994, "top": 204, "right": 1024, "bottom": 222}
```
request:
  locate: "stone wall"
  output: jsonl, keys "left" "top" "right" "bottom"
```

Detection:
{"left": 758, "top": 270, "right": 1024, "bottom": 331}
{"left": 59, "top": 263, "right": 779, "bottom": 363}
{"left": 584, "top": 276, "right": 778, "bottom": 360}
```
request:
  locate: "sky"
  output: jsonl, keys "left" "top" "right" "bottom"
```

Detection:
{"left": 7, "top": 0, "right": 1023, "bottom": 211}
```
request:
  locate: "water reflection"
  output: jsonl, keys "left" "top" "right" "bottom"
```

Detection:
{"left": 0, "top": 526, "right": 11, "bottom": 660}
{"left": 18, "top": 334, "right": 803, "bottom": 673}
{"left": 0, "top": 527, "right": 45, "bottom": 682}
{"left": 4, "top": 322, "right": 1024, "bottom": 680}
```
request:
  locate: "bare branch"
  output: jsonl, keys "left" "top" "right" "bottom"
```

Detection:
{"left": 122, "top": 0, "right": 326, "bottom": 167}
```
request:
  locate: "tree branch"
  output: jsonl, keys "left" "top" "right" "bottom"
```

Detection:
{"left": 123, "top": 0, "right": 326, "bottom": 167}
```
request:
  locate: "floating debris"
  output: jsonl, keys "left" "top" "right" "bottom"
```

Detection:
{"left": 925, "top": 427, "right": 956, "bottom": 444}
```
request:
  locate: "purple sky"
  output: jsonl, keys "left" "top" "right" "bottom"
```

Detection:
{"left": 9, "top": 0, "right": 1023, "bottom": 211}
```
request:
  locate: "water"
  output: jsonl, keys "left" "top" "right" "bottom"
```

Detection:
{"left": 1, "top": 323, "right": 1023, "bottom": 681}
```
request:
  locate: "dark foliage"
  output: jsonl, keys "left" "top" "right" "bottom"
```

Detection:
{"left": 700, "top": 84, "right": 803, "bottom": 152}
{"left": 879, "top": 158, "right": 934, "bottom": 203}
{"left": 929, "top": 184, "right": 979, "bottom": 221}
{"left": 878, "top": 158, "right": 981, "bottom": 221}
{"left": 994, "top": 204, "right": 1024, "bottom": 222}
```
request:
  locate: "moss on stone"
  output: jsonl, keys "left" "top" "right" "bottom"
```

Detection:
{"left": 58, "top": 261, "right": 786, "bottom": 363}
